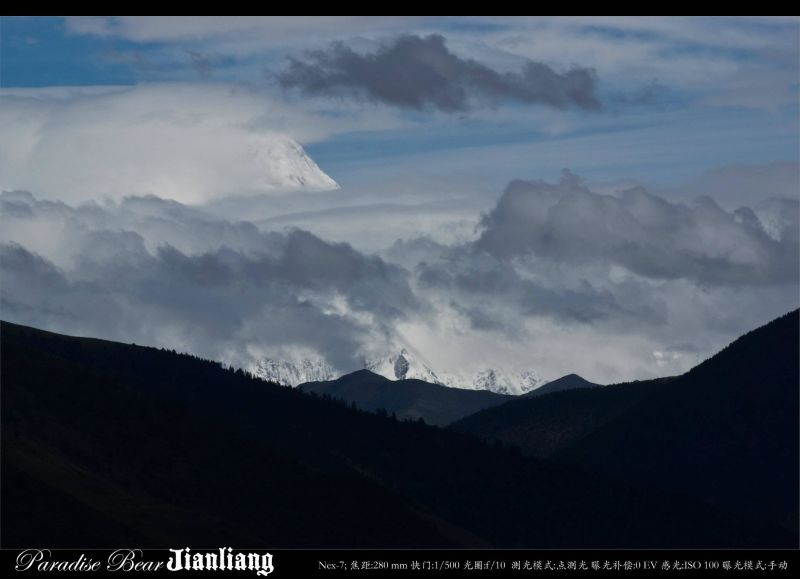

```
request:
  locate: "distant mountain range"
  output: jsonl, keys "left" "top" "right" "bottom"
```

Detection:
{"left": 2, "top": 311, "right": 796, "bottom": 547}
{"left": 298, "top": 369, "right": 600, "bottom": 426}
{"left": 255, "top": 346, "right": 545, "bottom": 395}
{"left": 299, "top": 369, "right": 513, "bottom": 426}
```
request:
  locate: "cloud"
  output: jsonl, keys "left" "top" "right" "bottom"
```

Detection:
{"left": 674, "top": 160, "right": 800, "bottom": 209}
{"left": 0, "top": 84, "right": 337, "bottom": 205}
{"left": 475, "top": 170, "right": 798, "bottom": 286}
{"left": 278, "top": 34, "right": 601, "bottom": 112}
{"left": 0, "top": 191, "right": 417, "bottom": 371}
{"left": 2, "top": 167, "right": 798, "bottom": 385}
{"left": 416, "top": 247, "right": 623, "bottom": 327}
{"left": 58, "top": 17, "right": 797, "bottom": 112}
{"left": 381, "top": 170, "right": 798, "bottom": 381}
{"left": 64, "top": 16, "right": 420, "bottom": 49}
{"left": 186, "top": 50, "right": 219, "bottom": 77}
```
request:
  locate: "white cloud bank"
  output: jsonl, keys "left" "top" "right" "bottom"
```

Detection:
{"left": 0, "top": 84, "right": 338, "bottom": 205}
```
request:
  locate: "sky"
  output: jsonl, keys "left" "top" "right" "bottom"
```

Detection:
{"left": 1, "top": 16, "right": 798, "bottom": 385}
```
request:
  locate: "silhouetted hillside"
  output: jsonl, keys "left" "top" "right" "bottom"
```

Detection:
{"left": 524, "top": 373, "right": 602, "bottom": 398}
{"left": 300, "top": 369, "right": 512, "bottom": 426}
{"left": 557, "top": 310, "right": 799, "bottom": 533}
{"left": 1, "top": 320, "right": 794, "bottom": 548}
{"left": 452, "top": 377, "right": 668, "bottom": 457}
{"left": 455, "top": 310, "right": 799, "bottom": 535}
{"left": 1, "top": 325, "right": 444, "bottom": 548}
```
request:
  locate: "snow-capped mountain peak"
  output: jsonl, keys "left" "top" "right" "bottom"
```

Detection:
{"left": 253, "top": 357, "right": 336, "bottom": 387}
{"left": 249, "top": 134, "right": 339, "bottom": 192}
{"left": 364, "top": 348, "right": 444, "bottom": 384}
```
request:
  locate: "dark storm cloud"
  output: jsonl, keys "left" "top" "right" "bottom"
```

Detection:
{"left": 475, "top": 170, "right": 799, "bottom": 286}
{"left": 0, "top": 191, "right": 419, "bottom": 371}
{"left": 277, "top": 34, "right": 601, "bottom": 112}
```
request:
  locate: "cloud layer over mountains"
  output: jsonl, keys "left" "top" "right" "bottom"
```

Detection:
{"left": 2, "top": 170, "right": 797, "bottom": 384}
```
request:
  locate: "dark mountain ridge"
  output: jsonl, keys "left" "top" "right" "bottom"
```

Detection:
{"left": 524, "top": 373, "right": 602, "bottom": 398}
{"left": 452, "top": 377, "right": 668, "bottom": 457}
{"left": 453, "top": 310, "right": 799, "bottom": 534}
{"left": 1, "top": 319, "right": 795, "bottom": 548}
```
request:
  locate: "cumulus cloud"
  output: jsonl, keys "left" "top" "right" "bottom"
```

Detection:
{"left": 0, "top": 191, "right": 417, "bottom": 371}
{"left": 278, "top": 34, "right": 601, "bottom": 112}
{"left": 0, "top": 84, "right": 338, "bottom": 205}
{"left": 475, "top": 170, "right": 798, "bottom": 286}
{"left": 381, "top": 171, "right": 798, "bottom": 381}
